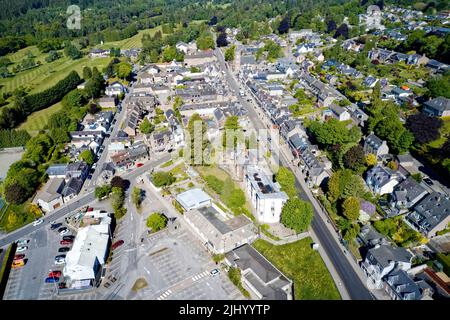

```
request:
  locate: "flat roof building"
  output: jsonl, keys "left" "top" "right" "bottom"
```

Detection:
{"left": 176, "top": 188, "right": 212, "bottom": 211}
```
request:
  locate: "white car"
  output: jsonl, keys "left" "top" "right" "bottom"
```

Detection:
{"left": 17, "top": 246, "right": 28, "bottom": 252}
{"left": 59, "top": 229, "right": 69, "bottom": 236}
{"left": 210, "top": 269, "right": 220, "bottom": 277}
{"left": 17, "top": 239, "right": 29, "bottom": 246}
{"left": 54, "top": 259, "right": 65, "bottom": 265}
{"left": 32, "top": 219, "right": 44, "bottom": 227}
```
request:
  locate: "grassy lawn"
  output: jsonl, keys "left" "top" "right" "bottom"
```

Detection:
{"left": 99, "top": 26, "right": 164, "bottom": 50}
{"left": 253, "top": 238, "right": 341, "bottom": 300}
{"left": 427, "top": 116, "right": 450, "bottom": 149}
{"left": 18, "top": 101, "right": 63, "bottom": 134}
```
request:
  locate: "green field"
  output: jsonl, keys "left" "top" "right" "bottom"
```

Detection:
{"left": 0, "top": 55, "right": 111, "bottom": 95}
{"left": 253, "top": 238, "right": 341, "bottom": 300}
{"left": 99, "top": 26, "right": 164, "bottom": 50}
{"left": 18, "top": 101, "right": 63, "bottom": 134}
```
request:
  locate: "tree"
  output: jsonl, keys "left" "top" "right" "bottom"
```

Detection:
{"left": 406, "top": 113, "right": 443, "bottom": 145}
{"left": 146, "top": 212, "right": 168, "bottom": 232}
{"left": 216, "top": 32, "right": 228, "bottom": 47}
{"left": 275, "top": 167, "right": 298, "bottom": 198}
{"left": 79, "top": 149, "right": 95, "bottom": 166}
{"left": 87, "top": 103, "right": 100, "bottom": 114}
{"left": 342, "top": 197, "right": 361, "bottom": 221}
{"left": 4, "top": 181, "right": 28, "bottom": 204}
{"left": 281, "top": 198, "right": 314, "bottom": 233}
{"left": 334, "top": 24, "right": 349, "bottom": 39}
{"left": 115, "top": 62, "right": 132, "bottom": 80}
{"left": 225, "top": 45, "right": 236, "bottom": 61}
{"left": 186, "top": 113, "right": 210, "bottom": 166}
{"left": 45, "top": 50, "right": 61, "bottom": 63}
{"left": 152, "top": 171, "right": 176, "bottom": 187}
{"left": 366, "top": 153, "right": 377, "bottom": 167}
{"left": 327, "top": 169, "right": 366, "bottom": 202}
{"left": 278, "top": 16, "right": 290, "bottom": 34}
{"left": 110, "top": 176, "right": 129, "bottom": 191}
{"left": 111, "top": 187, "right": 125, "bottom": 212}
{"left": 209, "top": 16, "right": 218, "bottom": 26}
{"left": 196, "top": 32, "right": 215, "bottom": 50}
{"left": 326, "top": 19, "right": 337, "bottom": 33}
{"left": 95, "top": 185, "right": 111, "bottom": 199}
{"left": 222, "top": 115, "right": 242, "bottom": 148}
{"left": 162, "top": 46, "right": 184, "bottom": 62}
{"left": 426, "top": 74, "right": 450, "bottom": 99}
{"left": 64, "top": 43, "right": 82, "bottom": 60}
{"left": 83, "top": 67, "right": 92, "bottom": 80}
{"left": 307, "top": 118, "right": 361, "bottom": 148}
{"left": 139, "top": 117, "right": 154, "bottom": 134}
{"left": 132, "top": 187, "right": 143, "bottom": 209}
{"left": 343, "top": 145, "right": 366, "bottom": 171}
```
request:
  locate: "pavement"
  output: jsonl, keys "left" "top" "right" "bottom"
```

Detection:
{"left": 215, "top": 47, "right": 374, "bottom": 300}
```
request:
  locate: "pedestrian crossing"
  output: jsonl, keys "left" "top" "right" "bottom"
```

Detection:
{"left": 156, "top": 289, "right": 172, "bottom": 300}
{"left": 191, "top": 271, "right": 209, "bottom": 282}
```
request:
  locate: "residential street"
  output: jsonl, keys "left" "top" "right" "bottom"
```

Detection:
{"left": 215, "top": 47, "right": 374, "bottom": 300}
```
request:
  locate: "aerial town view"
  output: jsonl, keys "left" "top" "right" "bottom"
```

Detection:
{"left": 0, "top": 0, "right": 449, "bottom": 306}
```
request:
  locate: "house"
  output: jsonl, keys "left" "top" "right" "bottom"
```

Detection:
{"left": 105, "top": 82, "right": 126, "bottom": 97}
{"left": 363, "top": 133, "right": 389, "bottom": 158}
{"left": 406, "top": 192, "right": 450, "bottom": 238}
{"left": 359, "top": 201, "right": 377, "bottom": 224}
{"left": 361, "top": 244, "right": 413, "bottom": 289}
{"left": 176, "top": 41, "right": 189, "bottom": 54}
{"left": 425, "top": 59, "right": 449, "bottom": 73}
{"left": 149, "top": 129, "right": 173, "bottom": 153}
{"left": 422, "top": 97, "right": 450, "bottom": 117}
{"left": 184, "top": 50, "right": 216, "bottom": 66}
{"left": 390, "top": 177, "right": 428, "bottom": 214}
{"left": 244, "top": 165, "right": 289, "bottom": 224}
{"left": 363, "top": 76, "right": 379, "bottom": 88}
{"left": 61, "top": 177, "right": 84, "bottom": 203}
{"left": 225, "top": 244, "right": 293, "bottom": 300}
{"left": 325, "top": 104, "right": 351, "bottom": 121}
{"left": 63, "top": 217, "right": 111, "bottom": 289}
{"left": 176, "top": 188, "right": 212, "bottom": 211}
{"left": 240, "top": 55, "right": 257, "bottom": 66}
{"left": 184, "top": 205, "right": 257, "bottom": 254}
{"left": 97, "top": 97, "right": 116, "bottom": 109}
{"left": 46, "top": 164, "right": 68, "bottom": 179}
{"left": 89, "top": 48, "right": 110, "bottom": 58}
{"left": 98, "top": 162, "right": 115, "bottom": 185}
{"left": 407, "top": 54, "right": 429, "bottom": 66}
{"left": 35, "top": 178, "right": 66, "bottom": 213}
{"left": 384, "top": 269, "right": 425, "bottom": 300}
{"left": 365, "top": 165, "right": 400, "bottom": 195}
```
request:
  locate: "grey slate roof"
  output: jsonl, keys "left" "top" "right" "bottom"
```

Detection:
{"left": 424, "top": 97, "right": 450, "bottom": 113}
{"left": 384, "top": 269, "right": 423, "bottom": 300}
{"left": 407, "top": 192, "right": 450, "bottom": 234}
{"left": 367, "top": 245, "right": 412, "bottom": 269}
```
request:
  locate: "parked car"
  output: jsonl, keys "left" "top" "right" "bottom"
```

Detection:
{"left": 54, "top": 259, "right": 65, "bottom": 265}
{"left": 87, "top": 207, "right": 94, "bottom": 212}
{"left": 60, "top": 240, "right": 73, "bottom": 245}
{"left": 48, "top": 271, "right": 62, "bottom": 278}
{"left": 14, "top": 254, "right": 25, "bottom": 260}
{"left": 58, "top": 247, "right": 70, "bottom": 253}
{"left": 16, "top": 239, "right": 29, "bottom": 246}
{"left": 32, "top": 218, "right": 44, "bottom": 227}
{"left": 50, "top": 223, "right": 62, "bottom": 230}
{"left": 62, "top": 235, "right": 75, "bottom": 241}
{"left": 59, "top": 229, "right": 69, "bottom": 236}
{"left": 55, "top": 254, "right": 66, "bottom": 260}
{"left": 424, "top": 178, "right": 434, "bottom": 186}
{"left": 16, "top": 246, "right": 28, "bottom": 252}
{"left": 111, "top": 240, "right": 124, "bottom": 250}
{"left": 136, "top": 163, "right": 144, "bottom": 168}
{"left": 210, "top": 269, "right": 220, "bottom": 277}
{"left": 12, "top": 259, "right": 25, "bottom": 268}
{"left": 45, "top": 277, "right": 59, "bottom": 283}
{"left": 59, "top": 282, "right": 67, "bottom": 289}
{"left": 58, "top": 227, "right": 67, "bottom": 233}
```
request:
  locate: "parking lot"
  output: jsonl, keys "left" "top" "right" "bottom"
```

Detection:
{"left": 3, "top": 219, "right": 75, "bottom": 300}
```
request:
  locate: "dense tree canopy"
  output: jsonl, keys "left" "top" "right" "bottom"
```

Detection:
{"left": 406, "top": 113, "right": 443, "bottom": 145}
{"left": 307, "top": 118, "right": 361, "bottom": 148}
{"left": 281, "top": 198, "right": 314, "bottom": 233}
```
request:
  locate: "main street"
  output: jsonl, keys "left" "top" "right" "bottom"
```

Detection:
{"left": 0, "top": 154, "right": 171, "bottom": 248}
{"left": 215, "top": 47, "right": 374, "bottom": 300}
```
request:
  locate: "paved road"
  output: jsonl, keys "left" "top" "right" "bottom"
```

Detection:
{"left": 0, "top": 154, "right": 171, "bottom": 248}
{"left": 215, "top": 47, "right": 373, "bottom": 300}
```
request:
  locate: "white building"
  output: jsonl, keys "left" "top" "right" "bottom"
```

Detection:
{"left": 35, "top": 178, "right": 65, "bottom": 213}
{"left": 366, "top": 165, "right": 401, "bottom": 196}
{"left": 244, "top": 165, "right": 289, "bottom": 224}
{"left": 105, "top": 82, "right": 126, "bottom": 97}
{"left": 63, "top": 213, "right": 111, "bottom": 289}
{"left": 176, "top": 188, "right": 212, "bottom": 211}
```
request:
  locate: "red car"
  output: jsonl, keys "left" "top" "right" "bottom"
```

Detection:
{"left": 60, "top": 240, "right": 73, "bottom": 245}
{"left": 14, "top": 254, "right": 25, "bottom": 260}
{"left": 111, "top": 240, "right": 124, "bottom": 250}
{"left": 136, "top": 163, "right": 144, "bottom": 168}
{"left": 48, "top": 271, "right": 62, "bottom": 278}
{"left": 87, "top": 207, "right": 94, "bottom": 212}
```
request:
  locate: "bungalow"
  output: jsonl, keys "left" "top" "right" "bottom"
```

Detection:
{"left": 363, "top": 76, "right": 379, "bottom": 88}
{"left": 365, "top": 165, "right": 400, "bottom": 196}
{"left": 89, "top": 48, "right": 110, "bottom": 58}
{"left": 422, "top": 97, "right": 450, "bottom": 117}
